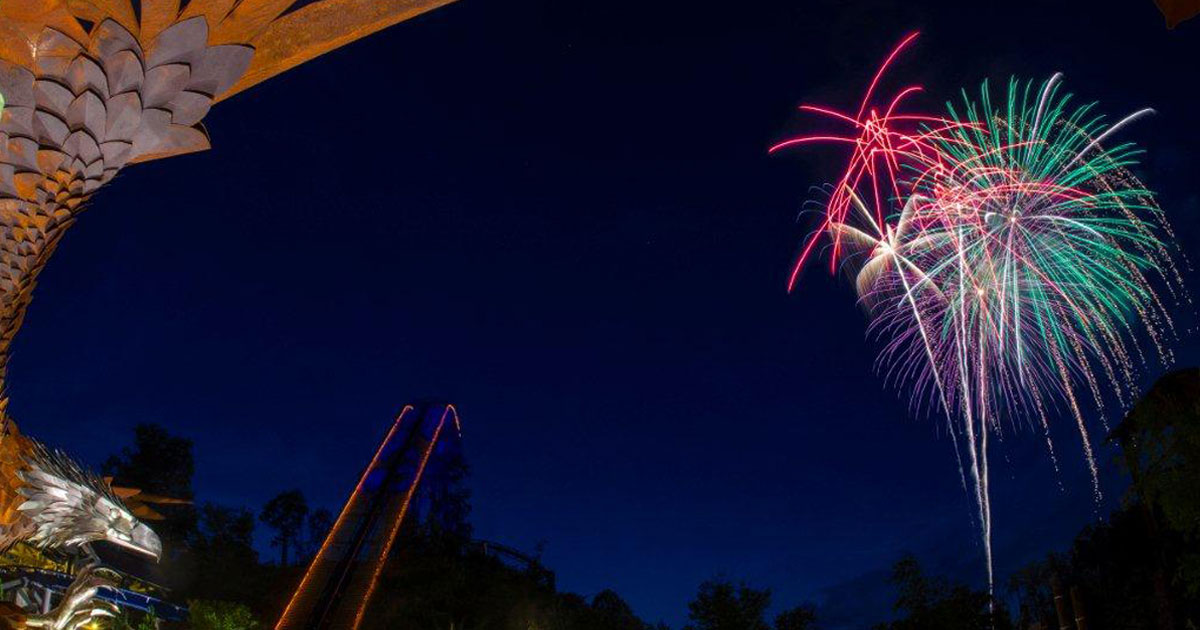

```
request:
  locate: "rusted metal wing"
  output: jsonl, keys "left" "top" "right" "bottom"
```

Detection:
{"left": 0, "top": 0, "right": 456, "bottom": 396}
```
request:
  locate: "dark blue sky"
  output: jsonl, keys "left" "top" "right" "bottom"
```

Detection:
{"left": 7, "top": 0, "right": 1200, "bottom": 627}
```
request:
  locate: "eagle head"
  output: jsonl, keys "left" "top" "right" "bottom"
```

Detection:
{"left": 16, "top": 441, "right": 162, "bottom": 561}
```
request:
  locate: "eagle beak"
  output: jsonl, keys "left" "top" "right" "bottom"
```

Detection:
{"left": 130, "top": 522, "right": 162, "bottom": 561}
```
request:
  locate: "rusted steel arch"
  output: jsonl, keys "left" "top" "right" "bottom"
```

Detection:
{"left": 0, "top": 0, "right": 455, "bottom": 396}
{"left": 1154, "top": 0, "right": 1200, "bottom": 27}
{"left": 0, "top": 0, "right": 456, "bottom": 100}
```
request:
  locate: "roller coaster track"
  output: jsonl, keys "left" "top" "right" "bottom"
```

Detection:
{"left": 274, "top": 402, "right": 462, "bottom": 630}
{"left": 0, "top": 566, "right": 187, "bottom": 621}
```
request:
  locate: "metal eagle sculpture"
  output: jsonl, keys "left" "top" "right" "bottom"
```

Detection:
{"left": 0, "top": 419, "right": 161, "bottom": 628}
{"left": 0, "top": 0, "right": 456, "bottom": 626}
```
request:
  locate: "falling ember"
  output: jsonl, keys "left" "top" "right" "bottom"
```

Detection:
{"left": 774, "top": 34, "right": 1187, "bottom": 596}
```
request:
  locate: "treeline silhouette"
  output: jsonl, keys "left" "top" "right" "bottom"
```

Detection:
{"left": 95, "top": 368, "right": 1200, "bottom": 628}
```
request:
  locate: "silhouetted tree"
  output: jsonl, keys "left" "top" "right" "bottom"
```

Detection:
{"left": 1005, "top": 369, "right": 1200, "bottom": 630}
{"left": 363, "top": 542, "right": 557, "bottom": 630}
{"left": 1115, "top": 369, "right": 1200, "bottom": 533}
{"left": 774, "top": 603, "right": 818, "bottom": 630}
{"left": 422, "top": 449, "right": 473, "bottom": 542}
{"left": 303, "top": 508, "right": 333, "bottom": 559}
{"left": 103, "top": 423, "right": 195, "bottom": 498}
{"left": 1006, "top": 554, "right": 1061, "bottom": 630}
{"left": 875, "top": 554, "right": 1008, "bottom": 630}
{"left": 684, "top": 578, "right": 771, "bottom": 630}
{"left": 187, "top": 503, "right": 261, "bottom": 602}
{"left": 188, "top": 599, "right": 261, "bottom": 630}
{"left": 1113, "top": 367, "right": 1200, "bottom": 604}
{"left": 103, "top": 423, "right": 196, "bottom": 546}
{"left": 1010, "top": 506, "right": 1182, "bottom": 630}
{"left": 590, "top": 589, "right": 648, "bottom": 630}
{"left": 260, "top": 490, "right": 308, "bottom": 566}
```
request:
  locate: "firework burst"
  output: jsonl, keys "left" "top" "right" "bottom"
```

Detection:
{"left": 776, "top": 34, "right": 1187, "bottom": 594}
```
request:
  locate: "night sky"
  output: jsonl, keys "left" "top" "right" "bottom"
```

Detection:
{"left": 6, "top": 0, "right": 1200, "bottom": 627}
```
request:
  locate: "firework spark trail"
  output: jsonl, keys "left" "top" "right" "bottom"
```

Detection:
{"left": 770, "top": 32, "right": 976, "bottom": 291}
{"left": 774, "top": 34, "right": 1186, "bottom": 596}
{"left": 833, "top": 191, "right": 968, "bottom": 490}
